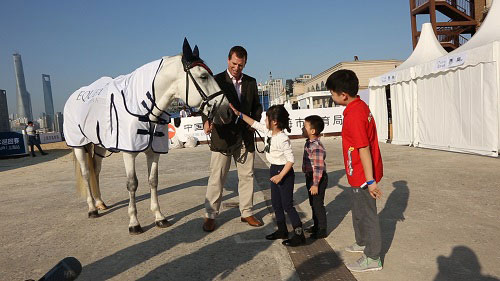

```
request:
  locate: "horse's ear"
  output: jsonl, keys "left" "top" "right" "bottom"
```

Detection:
{"left": 183, "top": 37, "right": 193, "bottom": 59}
{"left": 193, "top": 45, "right": 199, "bottom": 58}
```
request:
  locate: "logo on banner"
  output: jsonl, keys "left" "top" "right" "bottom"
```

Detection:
{"left": 168, "top": 124, "right": 176, "bottom": 139}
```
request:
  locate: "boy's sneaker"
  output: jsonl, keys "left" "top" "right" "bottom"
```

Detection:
{"left": 346, "top": 255, "right": 383, "bottom": 272}
{"left": 345, "top": 242, "right": 366, "bottom": 253}
{"left": 310, "top": 228, "right": 327, "bottom": 239}
{"left": 304, "top": 226, "right": 317, "bottom": 234}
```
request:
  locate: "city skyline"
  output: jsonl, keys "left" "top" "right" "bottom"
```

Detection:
{"left": 0, "top": 1, "right": 420, "bottom": 118}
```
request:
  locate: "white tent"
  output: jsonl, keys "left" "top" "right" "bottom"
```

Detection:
{"left": 412, "top": 0, "right": 500, "bottom": 157}
{"left": 369, "top": 23, "right": 447, "bottom": 144}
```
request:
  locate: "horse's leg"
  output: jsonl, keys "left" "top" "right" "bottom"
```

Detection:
{"left": 93, "top": 146, "right": 108, "bottom": 210}
{"left": 123, "top": 151, "right": 142, "bottom": 234}
{"left": 74, "top": 147, "right": 99, "bottom": 218}
{"left": 146, "top": 149, "right": 171, "bottom": 228}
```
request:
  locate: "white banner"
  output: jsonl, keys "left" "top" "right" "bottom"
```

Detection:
{"left": 169, "top": 107, "right": 345, "bottom": 142}
{"left": 39, "top": 132, "right": 63, "bottom": 144}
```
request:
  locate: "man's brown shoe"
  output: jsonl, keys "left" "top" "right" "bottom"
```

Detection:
{"left": 203, "top": 218, "right": 216, "bottom": 232}
{"left": 241, "top": 216, "right": 264, "bottom": 227}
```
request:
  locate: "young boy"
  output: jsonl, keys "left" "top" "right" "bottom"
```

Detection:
{"left": 301, "top": 115, "right": 328, "bottom": 239}
{"left": 326, "top": 69, "right": 384, "bottom": 272}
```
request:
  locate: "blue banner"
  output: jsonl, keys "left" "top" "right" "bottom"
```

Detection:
{"left": 0, "top": 132, "right": 27, "bottom": 157}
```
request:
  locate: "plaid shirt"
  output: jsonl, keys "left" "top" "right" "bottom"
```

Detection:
{"left": 302, "top": 138, "right": 326, "bottom": 187}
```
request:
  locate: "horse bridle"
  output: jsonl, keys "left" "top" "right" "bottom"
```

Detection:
{"left": 182, "top": 60, "right": 226, "bottom": 122}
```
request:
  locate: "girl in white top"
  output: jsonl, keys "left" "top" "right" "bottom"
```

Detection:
{"left": 229, "top": 103, "right": 305, "bottom": 247}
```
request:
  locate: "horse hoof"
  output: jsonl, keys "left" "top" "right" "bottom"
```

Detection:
{"left": 96, "top": 203, "right": 108, "bottom": 210}
{"left": 129, "top": 225, "right": 144, "bottom": 235}
{"left": 155, "top": 219, "right": 172, "bottom": 228}
{"left": 88, "top": 210, "right": 99, "bottom": 218}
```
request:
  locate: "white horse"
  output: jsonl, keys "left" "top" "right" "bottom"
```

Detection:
{"left": 64, "top": 39, "right": 231, "bottom": 234}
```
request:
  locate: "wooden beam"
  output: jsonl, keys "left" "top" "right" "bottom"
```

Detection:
{"left": 430, "top": 0, "right": 437, "bottom": 34}
{"left": 410, "top": 0, "right": 418, "bottom": 49}
{"left": 436, "top": 21, "right": 477, "bottom": 27}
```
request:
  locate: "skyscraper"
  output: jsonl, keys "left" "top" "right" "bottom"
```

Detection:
{"left": 13, "top": 53, "right": 33, "bottom": 121}
{"left": 42, "top": 74, "right": 55, "bottom": 130}
{"left": 0, "top": 89, "right": 10, "bottom": 132}
{"left": 54, "top": 112, "right": 64, "bottom": 134}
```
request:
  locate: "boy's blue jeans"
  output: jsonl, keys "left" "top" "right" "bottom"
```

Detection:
{"left": 351, "top": 187, "right": 382, "bottom": 259}
{"left": 270, "top": 165, "right": 302, "bottom": 229}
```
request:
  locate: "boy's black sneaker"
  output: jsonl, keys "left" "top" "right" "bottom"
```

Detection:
{"left": 282, "top": 227, "right": 306, "bottom": 247}
{"left": 265, "top": 230, "right": 288, "bottom": 240}
{"left": 310, "top": 228, "right": 327, "bottom": 239}
{"left": 305, "top": 226, "right": 318, "bottom": 234}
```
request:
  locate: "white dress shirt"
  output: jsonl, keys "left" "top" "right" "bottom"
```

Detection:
{"left": 227, "top": 69, "right": 243, "bottom": 101}
{"left": 251, "top": 121, "right": 294, "bottom": 165}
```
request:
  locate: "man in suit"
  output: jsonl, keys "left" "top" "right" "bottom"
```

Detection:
{"left": 202, "top": 46, "right": 264, "bottom": 232}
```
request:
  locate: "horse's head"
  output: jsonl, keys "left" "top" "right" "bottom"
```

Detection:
{"left": 176, "top": 39, "right": 232, "bottom": 124}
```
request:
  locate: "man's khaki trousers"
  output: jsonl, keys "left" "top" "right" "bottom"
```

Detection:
{"left": 205, "top": 145, "right": 255, "bottom": 219}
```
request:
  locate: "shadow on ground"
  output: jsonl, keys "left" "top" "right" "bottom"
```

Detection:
{"left": 0, "top": 149, "right": 71, "bottom": 172}
{"left": 80, "top": 198, "right": 272, "bottom": 280}
{"left": 379, "top": 180, "right": 409, "bottom": 263}
{"left": 434, "top": 246, "right": 500, "bottom": 281}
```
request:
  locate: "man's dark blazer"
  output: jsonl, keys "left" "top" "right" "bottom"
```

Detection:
{"left": 204, "top": 70, "right": 263, "bottom": 153}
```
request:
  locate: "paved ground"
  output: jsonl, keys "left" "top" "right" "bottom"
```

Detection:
{"left": 1, "top": 138, "right": 499, "bottom": 280}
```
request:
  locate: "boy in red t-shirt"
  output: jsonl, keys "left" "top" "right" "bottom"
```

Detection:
{"left": 326, "top": 69, "right": 384, "bottom": 272}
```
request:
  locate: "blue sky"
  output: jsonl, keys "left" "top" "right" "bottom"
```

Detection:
{"left": 0, "top": 0, "right": 423, "bottom": 118}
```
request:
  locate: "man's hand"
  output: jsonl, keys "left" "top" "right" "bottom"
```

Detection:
{"left": 270, "top": 175, "right": 283, "bottom": 184}
{"left": 203, "top": 120, "right": 213, "bottom": 134}
{"left": 229, "top": 103, "right": 240, "bottom": 116}
{"left": 310, "top": 185, "right": 319, "bottom": 195}
{"left": 367, "top": 182, "right": 382, "bottom": 199}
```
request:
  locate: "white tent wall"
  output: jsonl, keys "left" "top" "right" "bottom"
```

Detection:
{"left": 369, "top": 86, "right": 389, "bottom": 142}
{"left": 497, "top": 42, "right": 500, "bottom": 151}
{"left": 415, "top": 61, "right": 499, "bottom": 157}
{"left": 368, "top": 23, "right": 447, "bottom": 146}
{"left": 390, "top": 81, "right": 415, "bottom": 145}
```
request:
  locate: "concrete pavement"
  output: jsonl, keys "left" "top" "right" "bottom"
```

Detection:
{"left": 1, "top": 138, "right": 499, "bottom": 280}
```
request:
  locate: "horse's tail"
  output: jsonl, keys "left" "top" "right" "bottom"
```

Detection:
{"left": 73, "top": 144, "right": 101, "bottom": 199}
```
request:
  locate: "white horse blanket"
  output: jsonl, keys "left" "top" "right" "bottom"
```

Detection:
{"left": 63, "top": 59, "right": 170, "bottom": 153}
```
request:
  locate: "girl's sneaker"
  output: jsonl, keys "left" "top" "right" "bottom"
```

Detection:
{"left": 282, "top": 227, "right": 306, "bottom": 247}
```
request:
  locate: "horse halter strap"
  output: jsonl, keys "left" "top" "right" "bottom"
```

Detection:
{"left": 183, "top": 60, "right": 225, "bottom": 121}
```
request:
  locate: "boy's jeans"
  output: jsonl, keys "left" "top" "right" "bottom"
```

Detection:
{"left": 351, "top": 187, "right": 382, "bottom": 259}
{"left": 306, "top": 172, "right": 328, "bottom": 230}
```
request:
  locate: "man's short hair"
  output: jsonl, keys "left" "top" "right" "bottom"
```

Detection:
{"left": 305, "top": 115, "right": 324, "bottom": 135}
{"left": 27, "top": 121, "right": 33, "bottom": 125}
{"left": 325, "top": 69, "right": 359, "bottom": 97}
{"left": 228, "top": 46, "right": 247, "bottom": 62}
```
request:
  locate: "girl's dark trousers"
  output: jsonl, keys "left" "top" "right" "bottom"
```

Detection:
{"left": 270, "top": 164, "right": 302, "bottom": 228}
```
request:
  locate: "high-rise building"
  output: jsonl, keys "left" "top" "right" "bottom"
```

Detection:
{"left": 13, "top": 53, "right": 33, "bottom": 121}
{"left": 0, "top": 89, "right": 10, "bottom": 132}
{"left": 54, "top": 112, "right": 64, "bottom": 134}
{"left": 42, "top": 74, "right": 55, "bottom": 130}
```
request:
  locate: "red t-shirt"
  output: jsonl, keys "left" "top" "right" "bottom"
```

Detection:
{"left": 342, "top": 98, "right": 383, "bottom": 187}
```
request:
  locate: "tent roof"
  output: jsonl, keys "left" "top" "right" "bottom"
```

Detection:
{"left": 397, "top": 23, "right": 447, "bottom": 70}
{"left": 369, "top": 23, "right": 447, "bottom": 87}
{"left": 450, "top": 0, "right": 500, "bottom": 54}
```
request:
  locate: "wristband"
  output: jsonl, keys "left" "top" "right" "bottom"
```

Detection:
{"left": 239, "top": 113, "right": 243, "bottom": 119}
{"left": 366, "top": 180, "right": 375, "bottom": 185}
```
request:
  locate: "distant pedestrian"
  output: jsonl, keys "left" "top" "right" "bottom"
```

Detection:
{"left": 327, "top": 69, "right": 384, "bottom": 272}
{"left": 26, "top": 121, "right": 48, "bottom": 157}
{"left": 179, "top": 106, "right": 191, "bottom": 118}
{"left": 230, "top": 103, "right": 306, "bottom": 247}
{"left": 301, "top": 115, "right": 328, "bottom": 239}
